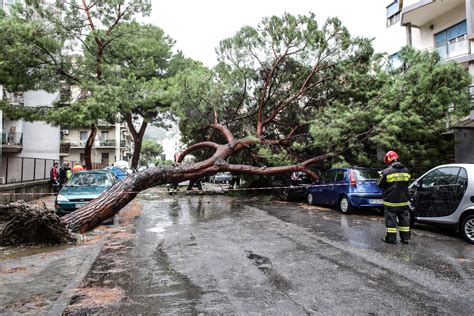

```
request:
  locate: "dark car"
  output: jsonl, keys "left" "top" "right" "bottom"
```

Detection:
{"left": 273, "top": 171, "right": 318, "bottom": 201}
{"left": 306, "top": 167, "right": 383, "bottom": 213}
{"left": 55, "top": 170, "right": 116, "bottom": 215}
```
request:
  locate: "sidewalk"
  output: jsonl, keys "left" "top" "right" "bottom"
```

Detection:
{"left": 0, "top": 195, "right": 140, "bottom": 315}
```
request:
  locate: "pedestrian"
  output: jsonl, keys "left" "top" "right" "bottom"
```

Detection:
{"left": 59, "top": 162, "right": 71, "bottom": 185}
{"left": 50, "top": 161, "right": 60, "bottom": 193}
{"left": 72, "top": 162, "right": 84, "bottom": 173}
{"left": 187, "top": 177, "right": 203, "bottom": 191}
{"left": 377, "top": 151, "right": 411, "bottom": 244}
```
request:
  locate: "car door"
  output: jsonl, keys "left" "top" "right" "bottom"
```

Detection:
{"left": 326, "top": 169, "right": 348, "bottom": 205}
{"left": 411, "top": 167, "right": 464, "bottom": 217}
{"left": 313, "top": 170, "right": 337, "bottom": 204}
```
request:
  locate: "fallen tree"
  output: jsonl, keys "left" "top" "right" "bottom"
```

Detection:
{"left": 0, "top": 13, "right": 369, "bottom": 245}
{"left": 0, "top": 123, "right": 330, "bottom": 245}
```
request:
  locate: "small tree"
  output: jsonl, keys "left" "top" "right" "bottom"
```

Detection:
{"left": 139, "top": 139, "right": 163, "bottom": 166}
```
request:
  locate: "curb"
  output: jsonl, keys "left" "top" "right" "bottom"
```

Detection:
{"left": 46, "top": 238, "right": 108, "bottom": 316}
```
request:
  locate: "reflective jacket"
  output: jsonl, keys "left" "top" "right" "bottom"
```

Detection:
{"left": 377, "top": 161, "right": 410, "bottom": 208}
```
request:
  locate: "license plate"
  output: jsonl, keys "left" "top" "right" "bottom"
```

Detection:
{"left": 74, "top": 203, "right": 87, "bottom": 209}
{"left": 369, "top": 199, "right": 383, "bottom": 205}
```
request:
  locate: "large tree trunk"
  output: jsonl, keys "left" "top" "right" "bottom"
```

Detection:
{"left": 84, "top": 124, "right": 97, "bottom": 170}
{"left": 127, "top": 115, "right": 148, "bottom": 170}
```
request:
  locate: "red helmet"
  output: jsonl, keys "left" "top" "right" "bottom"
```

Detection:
{"left": 384, "top": 151, "right": 399, "bottom": 164}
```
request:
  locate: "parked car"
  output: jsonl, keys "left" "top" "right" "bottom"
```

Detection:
{"left": 306, "top": 167, "right": 383, "bottom": 213}
{"left": 104, "top": 166, "right": 128, "bottom": 181}
{"left": 55, "top": 170, "right": 117, "bottom": 215}
{"left": 409, "top": 164, "right": 474, "bottom": 244}
{"left": 210, "top": 172, "right": 233, "bottom": 184}
{"left": 273, "top": 171, "right": 318, "bottom": 201}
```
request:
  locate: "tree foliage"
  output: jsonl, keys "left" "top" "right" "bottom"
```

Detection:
{"left": 173, "top": 13, "right": 374, "bottom": 170}
{"left": 0, "top": 0, "right": 151, "bottom": 167}
{"left": 139, "top": 139, "right": 163, "bottom": 166}
{"left": 311, "top": 47, "right": 472, "bottom": 173}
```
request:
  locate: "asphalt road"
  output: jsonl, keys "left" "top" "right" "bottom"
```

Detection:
{"left": 67, "top": 190, "right": 474, "bottom": 314}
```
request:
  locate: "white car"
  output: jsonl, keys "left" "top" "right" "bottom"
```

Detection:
{"left": 210, "top": 172, "right": 233, "bottom": 184}
{"left": 409, "top": 164, "right": 474, "bottom": 244}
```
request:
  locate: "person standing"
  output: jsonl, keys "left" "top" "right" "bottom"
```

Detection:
{"left": 377, "top": 151, "right": 411, "bottom": 244}
{"left": 50, "top": 162, "right": 60, "bottom": 193}
{"left": 72, "top": 162, "right": 84, "bottom": 173}
{"left": 59, "top": 162, "right": 71, "bottom": 185}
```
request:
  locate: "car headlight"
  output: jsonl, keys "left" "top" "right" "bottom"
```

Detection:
{"left": 57, "top": 194, "right": 69, "bottom": 202}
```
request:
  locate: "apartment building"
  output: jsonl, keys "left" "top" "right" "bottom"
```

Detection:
{"left": 1, "top": 0, "right": 61, "bottom": 184}
{"left": 60, "top": 123, "right": 134, "bottom": 166}
{"left": 385, "top": 0, "right": 474, "bottom": 163}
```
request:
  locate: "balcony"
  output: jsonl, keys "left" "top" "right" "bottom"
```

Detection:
{"left": 60, "top": 142, "right": 71, "bottom": 156}
{"left": 2, "top": 132, "right": 23, "bottom": 153}
{"left": 97, "top": 139, "right": 116, "bottom": 148}
{"left": 402, "top": 0, "right": 464, "bottom": 27}
{"left": 430, "top": 37, "right": 472, "bottom": 61}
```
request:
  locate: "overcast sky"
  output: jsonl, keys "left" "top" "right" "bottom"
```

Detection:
{"left": 143, "top": 0, "right": 390, "bottom": 67}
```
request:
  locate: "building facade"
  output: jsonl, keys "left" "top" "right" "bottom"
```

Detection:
{"left": 386, "top": 0, "right": 474, "bottom": 163}
{"left": 60, "top": 123, "right": 133, "bottom": 166}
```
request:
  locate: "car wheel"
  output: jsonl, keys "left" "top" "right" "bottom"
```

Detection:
{"left": 339, "top": 196, "right": 352, "bottom": 214}
{"left": 282, "top": 189, "right": 290, "bottom": 201}
{"left": 307, "top": 193, "right": 314, "bottom": 205}
{"left": 461, "top": 215, "right": 474, "bottom": 244}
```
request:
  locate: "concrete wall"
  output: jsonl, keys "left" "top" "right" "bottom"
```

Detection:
{"left": 0, "top": 179, "right": 52, "bottom": 204}
{"left": 455, "top": 128, "right": 474, "bottom": 163}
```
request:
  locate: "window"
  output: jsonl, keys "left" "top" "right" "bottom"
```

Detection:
{"left": 386, "top": 1, "right": 401, "bottom": 27}
{"left": 388, "top": 52, "right": 402, "bottom": 69}
{"left": 355, "top": 169, "right": 380, "bottom": 180}
{"left": 435, "top": 20, "right": 467, "bottom": 46}
{"left": 335, "top": 170, "right": 347, "bottom": 182}
{"left": 80, "top": 153, "right": 85, "bottom": 163}
{"left": 80, "top": 131, "right": 88, "bottom": 141}
{"left": 101, "top": 131, "right": 109, "bottom": 140}
{"left": 322, "top": 170, "right": 337, "bottom": 183}
{"left": 434, "top": 20, "right": 467, "bottom": 59}
{"left": 421, "top": 167, "right": 460, "bottom": 187}
{"left": 101, "top": 153, "right": 109, "bottom": 164}
{"left": 457, "top": 168, "right": 468, "bottom": 188}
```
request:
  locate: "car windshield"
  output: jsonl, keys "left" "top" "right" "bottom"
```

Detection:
{"left": 355, "top": 169, "right": 379, "bottom": 180}
{"left": 66, "top": 173, "right": 112, "bottom": 187}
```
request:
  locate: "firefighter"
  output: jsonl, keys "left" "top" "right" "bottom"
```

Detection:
{"left": 377, "top": 151, "right": 411, "bottom": 244}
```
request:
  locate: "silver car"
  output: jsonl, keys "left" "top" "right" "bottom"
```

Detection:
{"left": 210, "top": 172, "right": 232, "bottom": 184}
{"left": 409, "top": 164, "right": 474, "bottom": 244}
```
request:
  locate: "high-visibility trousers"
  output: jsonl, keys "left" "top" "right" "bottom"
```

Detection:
{"left": 384, "top": 206, "right": 410, "bottom": 241}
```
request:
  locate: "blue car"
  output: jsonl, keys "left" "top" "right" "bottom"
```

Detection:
{"left": 104, "top": 166, "right": 128, "bottom": 181}
{"left": 306, "top": 167, "right": 383, "bottom": 213}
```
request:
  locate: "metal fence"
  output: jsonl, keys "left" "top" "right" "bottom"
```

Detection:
{"left": 0, "top": 157, "right": 55, "bottom": 185}
{"left": 0, "top": 157, "right": 108, "bottom": 185}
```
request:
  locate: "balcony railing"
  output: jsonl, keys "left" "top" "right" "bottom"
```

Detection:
{"left": 433, "top": 37, "right": 470, "bottom": 60}
{"left": 60, "top": 142, "right": 71, "bottom": 154}
{"left": 68, "top": 139, "right": 117, "bottom": 148}
{"left": 97, "top": 139, "right": 116, "bottom": 147}
{"left": 2, "top": 132, "right": 23, "bottom": 147}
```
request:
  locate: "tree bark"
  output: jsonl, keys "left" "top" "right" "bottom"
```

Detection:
{"left": 127, "top": 114, "right": 148, "bottom": 170}
{"left": 84, "top": 124, "right": 97, "bottom": 170}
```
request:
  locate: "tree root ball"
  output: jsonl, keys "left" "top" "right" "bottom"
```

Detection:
{"left": 0, "top": 201, "right": 76, "bottom": 246}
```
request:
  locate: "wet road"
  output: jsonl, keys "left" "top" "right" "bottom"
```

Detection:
{"left": 74, "top": 191, "right": 474, "bottom": 314}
